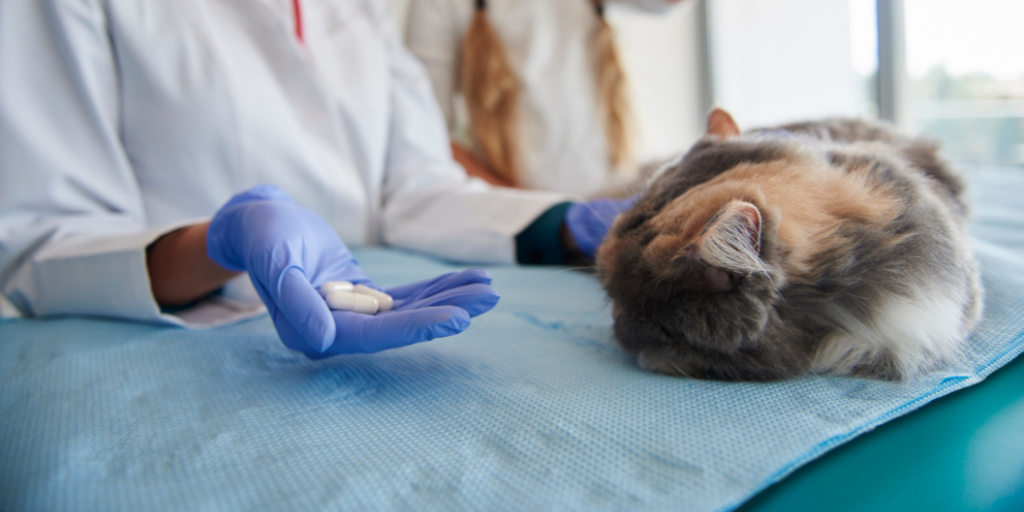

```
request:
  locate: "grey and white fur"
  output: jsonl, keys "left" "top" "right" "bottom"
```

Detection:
{"left": 596, "top": 109, "right": 983, "bottom": 381}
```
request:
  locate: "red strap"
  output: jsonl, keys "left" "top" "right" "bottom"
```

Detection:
{"left": 291, "top": 0, "right": 304, "bottom": 43}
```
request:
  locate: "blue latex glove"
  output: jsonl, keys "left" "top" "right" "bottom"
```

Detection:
{"left": 564, "top": 195, "right": 639, "bottom": 258}
{"left": 207, "top": 184, "right": 499, "bottom": 357}
{"left": 310, "top": 268, "right": 499, "bottom": 359}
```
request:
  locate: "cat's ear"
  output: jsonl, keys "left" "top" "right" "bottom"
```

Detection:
{"left": 691, "top": 201, "right": 763, "bottom": 292}
{"left": 707, "top": 108, "right": 741, "bottom": 139}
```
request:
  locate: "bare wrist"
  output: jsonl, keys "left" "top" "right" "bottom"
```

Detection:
{"left": 147, "top": 222, "right": 241, "bottom": 306}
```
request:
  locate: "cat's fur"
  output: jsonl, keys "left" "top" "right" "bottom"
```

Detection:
{"left": 597, "top": 109, "right": 983, "bottom": 381}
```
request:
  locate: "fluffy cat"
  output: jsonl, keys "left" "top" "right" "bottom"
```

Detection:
{"left": 597, "top": 109, "right": 983, "bottom": 381}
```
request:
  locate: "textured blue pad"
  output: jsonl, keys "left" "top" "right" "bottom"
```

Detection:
{"left": 1, "top": 169, "right": 1023, "bottom": 512}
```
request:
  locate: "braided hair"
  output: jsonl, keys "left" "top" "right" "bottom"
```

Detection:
{"left": 458, "top": 0, "right": 635, "bottom": 186}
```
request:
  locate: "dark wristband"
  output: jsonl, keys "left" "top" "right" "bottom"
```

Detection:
{"left": 515, "top": 202, "right": 573, "bottom": 265}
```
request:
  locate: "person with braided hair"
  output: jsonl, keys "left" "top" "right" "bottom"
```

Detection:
{"left": 407, "top": 0, "right": 693, "bottom": 195}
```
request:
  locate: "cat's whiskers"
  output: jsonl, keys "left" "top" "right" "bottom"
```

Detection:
{"left": 668, "top": 359, "right": 695, "bottom": 379}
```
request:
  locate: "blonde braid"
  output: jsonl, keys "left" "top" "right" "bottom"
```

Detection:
{"left": 592, "top": 1, "right": 635, "bottom": 171}
{"left": 459, "top": 0, "right": 521, "bottom": 185}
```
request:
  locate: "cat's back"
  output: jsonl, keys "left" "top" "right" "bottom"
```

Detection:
{"left": 766, "top": 118, "right": 967, "bottom": 210}
{"left": 759, "top": 118, "right": 982, "bottom": 378}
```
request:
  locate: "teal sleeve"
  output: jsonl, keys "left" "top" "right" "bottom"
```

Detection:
{"left": 515, "top": 202, "right": 573, "bottom": 265}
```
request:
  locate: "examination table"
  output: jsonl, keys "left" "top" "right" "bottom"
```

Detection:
{"left": 1, "top": 168, "right": 1022, "bottom": 511}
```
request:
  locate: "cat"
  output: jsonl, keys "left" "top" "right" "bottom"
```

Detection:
{"left": 596, "top": 108, "right": 983, "bottom": 381}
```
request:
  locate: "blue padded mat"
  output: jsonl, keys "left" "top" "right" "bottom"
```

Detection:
{"left": 2, "top": 169, "right": 1024, "bottom": 512}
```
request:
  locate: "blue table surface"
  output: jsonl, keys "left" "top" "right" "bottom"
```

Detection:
{"left": 0, "top": 168, "right": 1022, "bottom": 512}
{"left": 739, "top": 167, "right": 1024, "bottom": 512}
{"left": 738, "top": 348, "right": 1024, "bottom": 512}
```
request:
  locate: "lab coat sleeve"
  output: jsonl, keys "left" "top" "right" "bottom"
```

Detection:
{"left": 609, "top": 0, "right": 697, "bottom": 14}
{"left": 378, "top": 10, "right": 569, "bottom": 264}
{"left": 0, "top": 0, "right": 259, "bottom": 326}
{"left": 404, "top": 0, "right": 464, "bottom": 132}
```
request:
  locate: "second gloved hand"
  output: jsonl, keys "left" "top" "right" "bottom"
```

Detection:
{"left": 564, "top": 195, "right": 639, "bottom": 259}
{"left": 207, "top": 184, "right": 499, "bottom": 357}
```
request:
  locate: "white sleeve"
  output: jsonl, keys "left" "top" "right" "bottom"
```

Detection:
{"left": 609, "top": 0, "right": 697, "bottom": 14}
{"left": 404, "top": 0, "right": 464, "bottom": 132}
{"left": 0, "top": 0, "right": 261, "bottom": 327}
{"left": 378, "top": 10, "right": 569, "bottom": 264}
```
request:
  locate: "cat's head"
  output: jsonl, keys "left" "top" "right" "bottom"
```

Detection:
{"left": 597, "top": 109, "right": 819, "bottom": 381}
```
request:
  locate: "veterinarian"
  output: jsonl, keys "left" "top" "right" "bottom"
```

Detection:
{"left": 406, "top": 0, "right": 693, "bottom": 194}
{"left": 0, "top": 0, "right": 633, "bottom": 358}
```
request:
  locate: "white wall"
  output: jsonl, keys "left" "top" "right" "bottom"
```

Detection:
{"left": 610, "top": 3, "right": 707, "bottom": 161}
{"left": 708, "top": 0, "right": 861, "bottom": 129}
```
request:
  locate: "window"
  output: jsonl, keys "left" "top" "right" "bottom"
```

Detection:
{"left": 849, "top": 0, "right": 878, "bottom": 118}
{"left": 904, "top": 0, "right": 1024, "bottom": 168}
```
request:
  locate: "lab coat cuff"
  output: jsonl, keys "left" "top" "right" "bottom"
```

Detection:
{"left": 21, "top": 219, "right": 265, "bottom": 329}
{"left": 614, "top": 0, "right": 690, "bottom": 14}
{"left": 0, "top": 293, "right": 21, "bottom": 320}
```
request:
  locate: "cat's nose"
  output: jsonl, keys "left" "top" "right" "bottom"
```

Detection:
{"left": 697, "top": 266, "right": 740, "bottom": 293}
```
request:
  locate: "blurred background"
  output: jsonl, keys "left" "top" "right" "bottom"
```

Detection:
{"left": 393, "top": 0, "right": 1024, "bottom": 169}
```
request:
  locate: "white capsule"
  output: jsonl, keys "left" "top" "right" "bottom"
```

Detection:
{"left": 319, "top": 281, "right": 355, "bottom": 297}
{"left": 323, "top": 289, "right": 379, "bottom": 315}
{"left": 353, "top": 284, "right": 394, "bottom": 312}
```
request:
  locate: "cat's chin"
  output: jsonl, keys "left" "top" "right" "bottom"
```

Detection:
{"left": 637, "top": 349, "right": 708, "bottom": 379}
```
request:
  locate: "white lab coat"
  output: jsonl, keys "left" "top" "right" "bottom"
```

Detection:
{"left": 405, "top": 0, "right": 692, "bottom": 196}
{"left": 0, "top": 0, "right": 566, "bottom": 327}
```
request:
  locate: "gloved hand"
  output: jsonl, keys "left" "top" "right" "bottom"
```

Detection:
{"left": 564, "top": 195, "right": 639, "bottom": 258}
{"left": 207, "top": 184, "right": 499, "bottom": 356}
{"left": 310, "top": 268, "right": 499, "bottom": 358}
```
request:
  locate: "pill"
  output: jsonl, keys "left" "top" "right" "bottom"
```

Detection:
{"left": 323, "top": 289, "right": 379, "bottom": 315}
{"left": 353, "top": 284, "right": 394, "bottom": 312}
{"left": 319, "top": 281, "right": 355, "bottom": 297}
